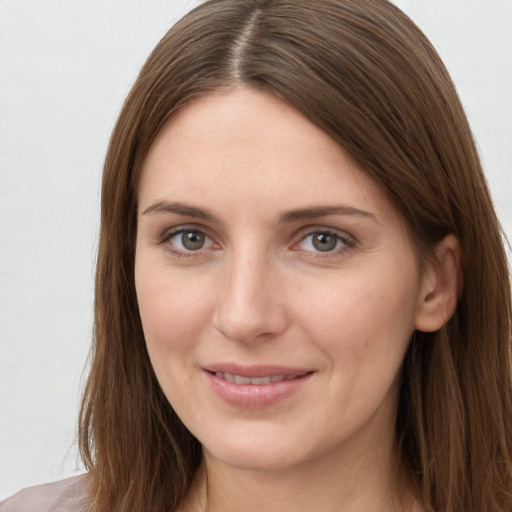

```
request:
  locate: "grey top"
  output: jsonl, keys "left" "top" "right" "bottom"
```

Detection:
{"left": 0, "top": 475, "right": 90, "bottom": 512}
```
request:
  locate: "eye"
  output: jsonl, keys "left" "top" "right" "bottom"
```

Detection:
{"left": 162, "top": 228, "right": 217, "bottom": 254}
{"left": 296, "top": 230, "right": 353, "bottom": 254}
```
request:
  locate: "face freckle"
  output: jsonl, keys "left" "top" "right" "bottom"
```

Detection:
{"left": 134, "top": 87, "right": 428, "bottom": 475}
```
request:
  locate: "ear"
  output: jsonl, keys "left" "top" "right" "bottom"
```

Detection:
{"left": 415, "top": 234, "right": 463, "bottom": 333}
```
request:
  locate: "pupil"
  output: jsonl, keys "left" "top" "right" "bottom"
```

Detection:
{"left": 312, "top": 233, "right": 336, "bottom": 252}
{"left": 182, "top": 231, "right": 204, "bottom": 250}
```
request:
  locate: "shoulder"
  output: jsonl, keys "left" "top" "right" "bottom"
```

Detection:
{"left": 0, "top": 474, "right": 91, "bottom": 512}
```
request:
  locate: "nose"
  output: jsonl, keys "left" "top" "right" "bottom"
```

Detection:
{"left": 212, "top": 250, "right": 288, "bottom": 344}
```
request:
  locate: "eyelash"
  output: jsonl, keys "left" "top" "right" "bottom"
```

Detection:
{"left": 157, "top": 225, "right": 356, "bottom": 258}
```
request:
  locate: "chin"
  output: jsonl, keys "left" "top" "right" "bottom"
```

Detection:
{"left": 199, "top": 422, "right": 334, "bottom": 474}
{"left": 205, "top": 444, "right": 304, "bottom": 473}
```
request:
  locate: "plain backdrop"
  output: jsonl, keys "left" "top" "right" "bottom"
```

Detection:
{"left": 1, "top": 0, "right": 511, "bottom": 500}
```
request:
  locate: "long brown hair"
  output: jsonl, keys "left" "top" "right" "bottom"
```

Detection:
{"left": 79, "top": 1, "right": 512, "bottom": 510}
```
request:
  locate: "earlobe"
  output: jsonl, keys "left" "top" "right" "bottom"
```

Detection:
{"left": 415, "top": 234, "right": 463, "bottom": 333}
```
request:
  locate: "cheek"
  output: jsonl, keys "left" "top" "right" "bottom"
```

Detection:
{"left": 135, "top": 265, "right": 215, "bottom": 408}
{"left": 135, "top": 264, "right": 214, "bottom": 354}
{"left": 297, "top": 264, "right": 419, "bottom": 368}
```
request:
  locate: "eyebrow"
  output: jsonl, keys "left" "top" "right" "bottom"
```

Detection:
{"left": 279, "top": 205, "right": 378, "bottom": 223}
{"left": 141, "top": 201, "right": 377, "bottom": 224}
{"left": 141, "top": 201, "right": 220, "bottom": 222}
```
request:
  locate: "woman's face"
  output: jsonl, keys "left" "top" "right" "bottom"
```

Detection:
{"left": 135, "top": 88, "right": 431, "bottom": 473}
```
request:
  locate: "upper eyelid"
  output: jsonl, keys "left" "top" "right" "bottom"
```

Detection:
{"left": 156, "top": 224, "right": 357, "bottom": 250}
{"left": 159, "top": 223, "right": 215, "bottom": 241}
{"left": 294, "top": 225, "right": 356, "bottom": 242}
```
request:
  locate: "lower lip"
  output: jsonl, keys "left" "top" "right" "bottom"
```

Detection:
{"left": 204, "top": 371, "right": 313, "bottom": 409}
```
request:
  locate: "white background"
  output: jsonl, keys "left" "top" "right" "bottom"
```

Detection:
{"left": 1, "top": 0, "right": 511, "bottom": 500}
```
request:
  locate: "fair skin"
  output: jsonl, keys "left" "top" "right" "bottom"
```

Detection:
{"left": 135, "top": 88, "right": 460, "bottom": 511}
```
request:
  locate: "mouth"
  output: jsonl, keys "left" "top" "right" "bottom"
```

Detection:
{"left": 211, "top": 372, "right": 309, "bottom": 385}
{"left": 203, "top": 365, "right": 314, "bottom": 409}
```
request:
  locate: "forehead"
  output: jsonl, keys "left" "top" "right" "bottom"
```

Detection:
{"left": 144, "top": 87, "right": 345, "bottom": 174}
{"left": 138, "top": 88, "right": 399, "bottom": 225}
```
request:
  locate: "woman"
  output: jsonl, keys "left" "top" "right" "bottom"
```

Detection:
{"left": 2, "top": 0, "right": 511, "bottom": 510}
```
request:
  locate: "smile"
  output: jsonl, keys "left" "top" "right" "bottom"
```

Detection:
{"left": 214, "top": 372, "right": 304, "bottom": 385}
{"left": 204, "top": 367, "right": 314, "bottom": 409}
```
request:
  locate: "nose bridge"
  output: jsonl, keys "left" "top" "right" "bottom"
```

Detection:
{"left": 212, "top": 242, "right": 286, "bottom": 343}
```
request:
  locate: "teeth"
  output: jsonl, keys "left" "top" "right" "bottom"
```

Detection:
{"left": 215, "top": 372, "right": 300, "bottom": 385}
{"left": 251, "top": 377, "right": 271, "bottom": 384}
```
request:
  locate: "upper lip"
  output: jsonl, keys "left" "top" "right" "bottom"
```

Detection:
{"left": 204, "top": 363, "right": 313, "bottom": 378}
